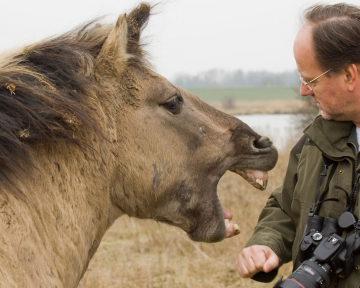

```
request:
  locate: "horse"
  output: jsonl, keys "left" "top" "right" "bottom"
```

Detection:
{"left": 0, "top": 3, "right": 277, "bottom": 287}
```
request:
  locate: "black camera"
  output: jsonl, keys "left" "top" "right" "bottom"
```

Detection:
{"left": 273, "top": 212, "right": 360, "bottom": 288}
{"left": 251, "top": 158, "right": 360, "bottom": 287}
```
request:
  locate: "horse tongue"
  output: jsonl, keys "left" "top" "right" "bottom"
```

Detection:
{"left": 223, "top": 207, "right": 232, "bottom": 220}
{"left": 231, "top": 169, "right": 268, "bottom": 190}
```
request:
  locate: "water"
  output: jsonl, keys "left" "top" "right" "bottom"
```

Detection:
{"left": 236, "top": 114, "right": 303, "bottom": 152}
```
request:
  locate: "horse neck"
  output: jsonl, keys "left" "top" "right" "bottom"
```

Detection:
{"left": 2, "top": 141, "right": 121, "bottom": 287}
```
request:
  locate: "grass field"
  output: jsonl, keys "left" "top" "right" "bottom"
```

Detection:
{"left": 78, "top": 141, "right": 297, "bottom": 288}
{"left": 186, "top": 87, "right": 299, "bottom": 102}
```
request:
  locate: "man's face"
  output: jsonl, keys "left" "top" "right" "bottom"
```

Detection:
{"left": 293, "top": 22, "right": 355, "bottom": 121}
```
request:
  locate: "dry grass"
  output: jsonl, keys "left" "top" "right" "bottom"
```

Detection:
{"left": 78, "top": 142, "right": 298, "bottom": 288}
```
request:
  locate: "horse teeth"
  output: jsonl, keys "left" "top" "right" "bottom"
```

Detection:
{"left": 255, "top": 178, "right": 264, "bottom": 187}
{"left": 233, "top": 224, "right": 240, "bottom": 235}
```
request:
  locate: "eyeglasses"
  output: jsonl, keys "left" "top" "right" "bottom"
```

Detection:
{"left": 300, "top": 69, "right": 331, "bottom": 90}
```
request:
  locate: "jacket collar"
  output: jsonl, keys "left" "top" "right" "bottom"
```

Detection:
{"left": 347, "top": 125, "right": 358, "bottom": 155}
{"left": 304, "top": 115, "right": 355, "bottom": 159}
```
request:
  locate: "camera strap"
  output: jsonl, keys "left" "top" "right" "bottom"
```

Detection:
{"left": 349, "top": 173, "right": 360, "bottom": 213}
{"left": 333, "top": 185, "right": 352, "bottom": 212}
{"left": 294, "top": 156, "right": 338, "bottom": 272}
{"left": 333, "top": 170, "right": 359, "bottom": 213}
{"left": 310, "top": 155, "right": 338, "bottom": 215}
{"left": 345, "top": 220, "right": 360, "bottom": 259}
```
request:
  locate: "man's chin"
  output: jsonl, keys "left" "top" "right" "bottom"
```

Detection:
{"left": 320, "top": 110, "right": 349, "bottom": 122}
{"left": 320, "top": 110, "right": 334, "bottom": 121}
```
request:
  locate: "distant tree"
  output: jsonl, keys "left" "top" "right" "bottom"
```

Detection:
{"left": 173, "top": 69, "right": 301, "bottom": 88}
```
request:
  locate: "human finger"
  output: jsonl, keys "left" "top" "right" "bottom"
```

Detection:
{"left": 236, "top": 253, "right": 251, "bottom": 278}
{"left": 263, "top": 247, "right": 280, "bottom": 272}
{"left": 249, "top": 247, "right": 267, "bottom": 271}
{"left": 236, "top": 247, "right": 263, "bottom": 278}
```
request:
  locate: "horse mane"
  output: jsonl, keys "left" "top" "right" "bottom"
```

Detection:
{"left": 0, "top": 3, "right": 151, "bottom": 192}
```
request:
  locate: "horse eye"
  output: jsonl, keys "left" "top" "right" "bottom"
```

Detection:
{"left": 161, "top": 96, "right": 183, "bottom": 115}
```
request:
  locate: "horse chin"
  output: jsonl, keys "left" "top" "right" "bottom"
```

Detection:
{"left": 187, "top": 195, "right": 226, "bottom": 243}
{"left": 188, "top": 228, "right": 225, "bottom": 243}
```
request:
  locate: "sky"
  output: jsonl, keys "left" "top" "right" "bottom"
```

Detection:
{"left": 2, "top": 0, "right": 360, "bottom": 80}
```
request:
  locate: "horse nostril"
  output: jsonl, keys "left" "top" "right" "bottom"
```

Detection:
{"left": 253, "top": 136, "right": 272, "bottom": 149}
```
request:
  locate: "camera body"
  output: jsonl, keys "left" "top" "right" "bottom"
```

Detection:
{"left": 274, "top": 212, "right": 360, "bottom": 288}
{"left": 297, "top": 215, "right": 354, "bottom": 279}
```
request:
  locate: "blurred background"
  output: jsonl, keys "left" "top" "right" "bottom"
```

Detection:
{"left": 3, "top": 0, "right": 360, "bottom": 287}
{"left": 4, "top": 0, "right": 360, "bottom": 80}
{"left": 3, "top": 0, "right": 354, "bottom": 146}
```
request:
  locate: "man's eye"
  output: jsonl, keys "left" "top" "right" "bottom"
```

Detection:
{"left": 161, "top": 96, "right": 183, "bottom": 115}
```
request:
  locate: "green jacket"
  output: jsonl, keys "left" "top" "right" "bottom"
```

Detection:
{"left": 246, "top": 115, "right": 360, "bottom": 287}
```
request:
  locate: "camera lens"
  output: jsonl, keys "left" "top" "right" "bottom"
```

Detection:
{"left": 273, "top": 259, "right": 332, "bottom": 288}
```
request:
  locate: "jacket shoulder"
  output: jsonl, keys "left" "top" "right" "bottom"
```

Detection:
{"left": 291, "top": 134, "right": 314, "bottom": 155}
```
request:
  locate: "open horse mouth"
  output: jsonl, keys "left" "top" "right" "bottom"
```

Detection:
{"left": 219, "top": 136, "right": 276, "bottom": 239}
{"left": 219, "top": 169, "right": 269, "bottom": 238}
{"left": 186, "top": 135, "right": 277, "bottom": 242}
{"left": 185, "top": 134, "right": 278, "bottom": 242}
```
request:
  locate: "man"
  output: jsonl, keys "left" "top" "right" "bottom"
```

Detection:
{"left": 236, "top": 3, "right": 360, "bottom": 287}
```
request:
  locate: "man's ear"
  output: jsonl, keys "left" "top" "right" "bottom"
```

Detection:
{"left": 344, "top": 63, "right": 359, "bottom": 92}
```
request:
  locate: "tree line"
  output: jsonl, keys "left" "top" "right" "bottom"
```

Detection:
{"left": 172, "top": 69, "right": 300, "bottom": 88}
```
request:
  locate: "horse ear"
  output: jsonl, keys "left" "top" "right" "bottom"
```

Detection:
{"left": 95, "top": 13, "right": 131, "bottom": 75}
{"left": 126, "top": 3, "right": 150, "bottom": 58}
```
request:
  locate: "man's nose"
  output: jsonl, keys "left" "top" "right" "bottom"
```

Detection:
{"left": 300, "top": 82, "right": 314, "bottom": 96}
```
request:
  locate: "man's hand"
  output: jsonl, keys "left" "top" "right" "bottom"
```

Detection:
{"left": 236, "top": 245, "right": 279, "bottom": 278}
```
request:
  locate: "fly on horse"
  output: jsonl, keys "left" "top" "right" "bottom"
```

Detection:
{"left": 0, "top": 3, "right": 277, "bottom": 287}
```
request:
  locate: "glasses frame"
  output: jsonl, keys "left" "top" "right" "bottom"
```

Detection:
{"left": 300, "top": 69, "right": 331, "bottom": 91}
